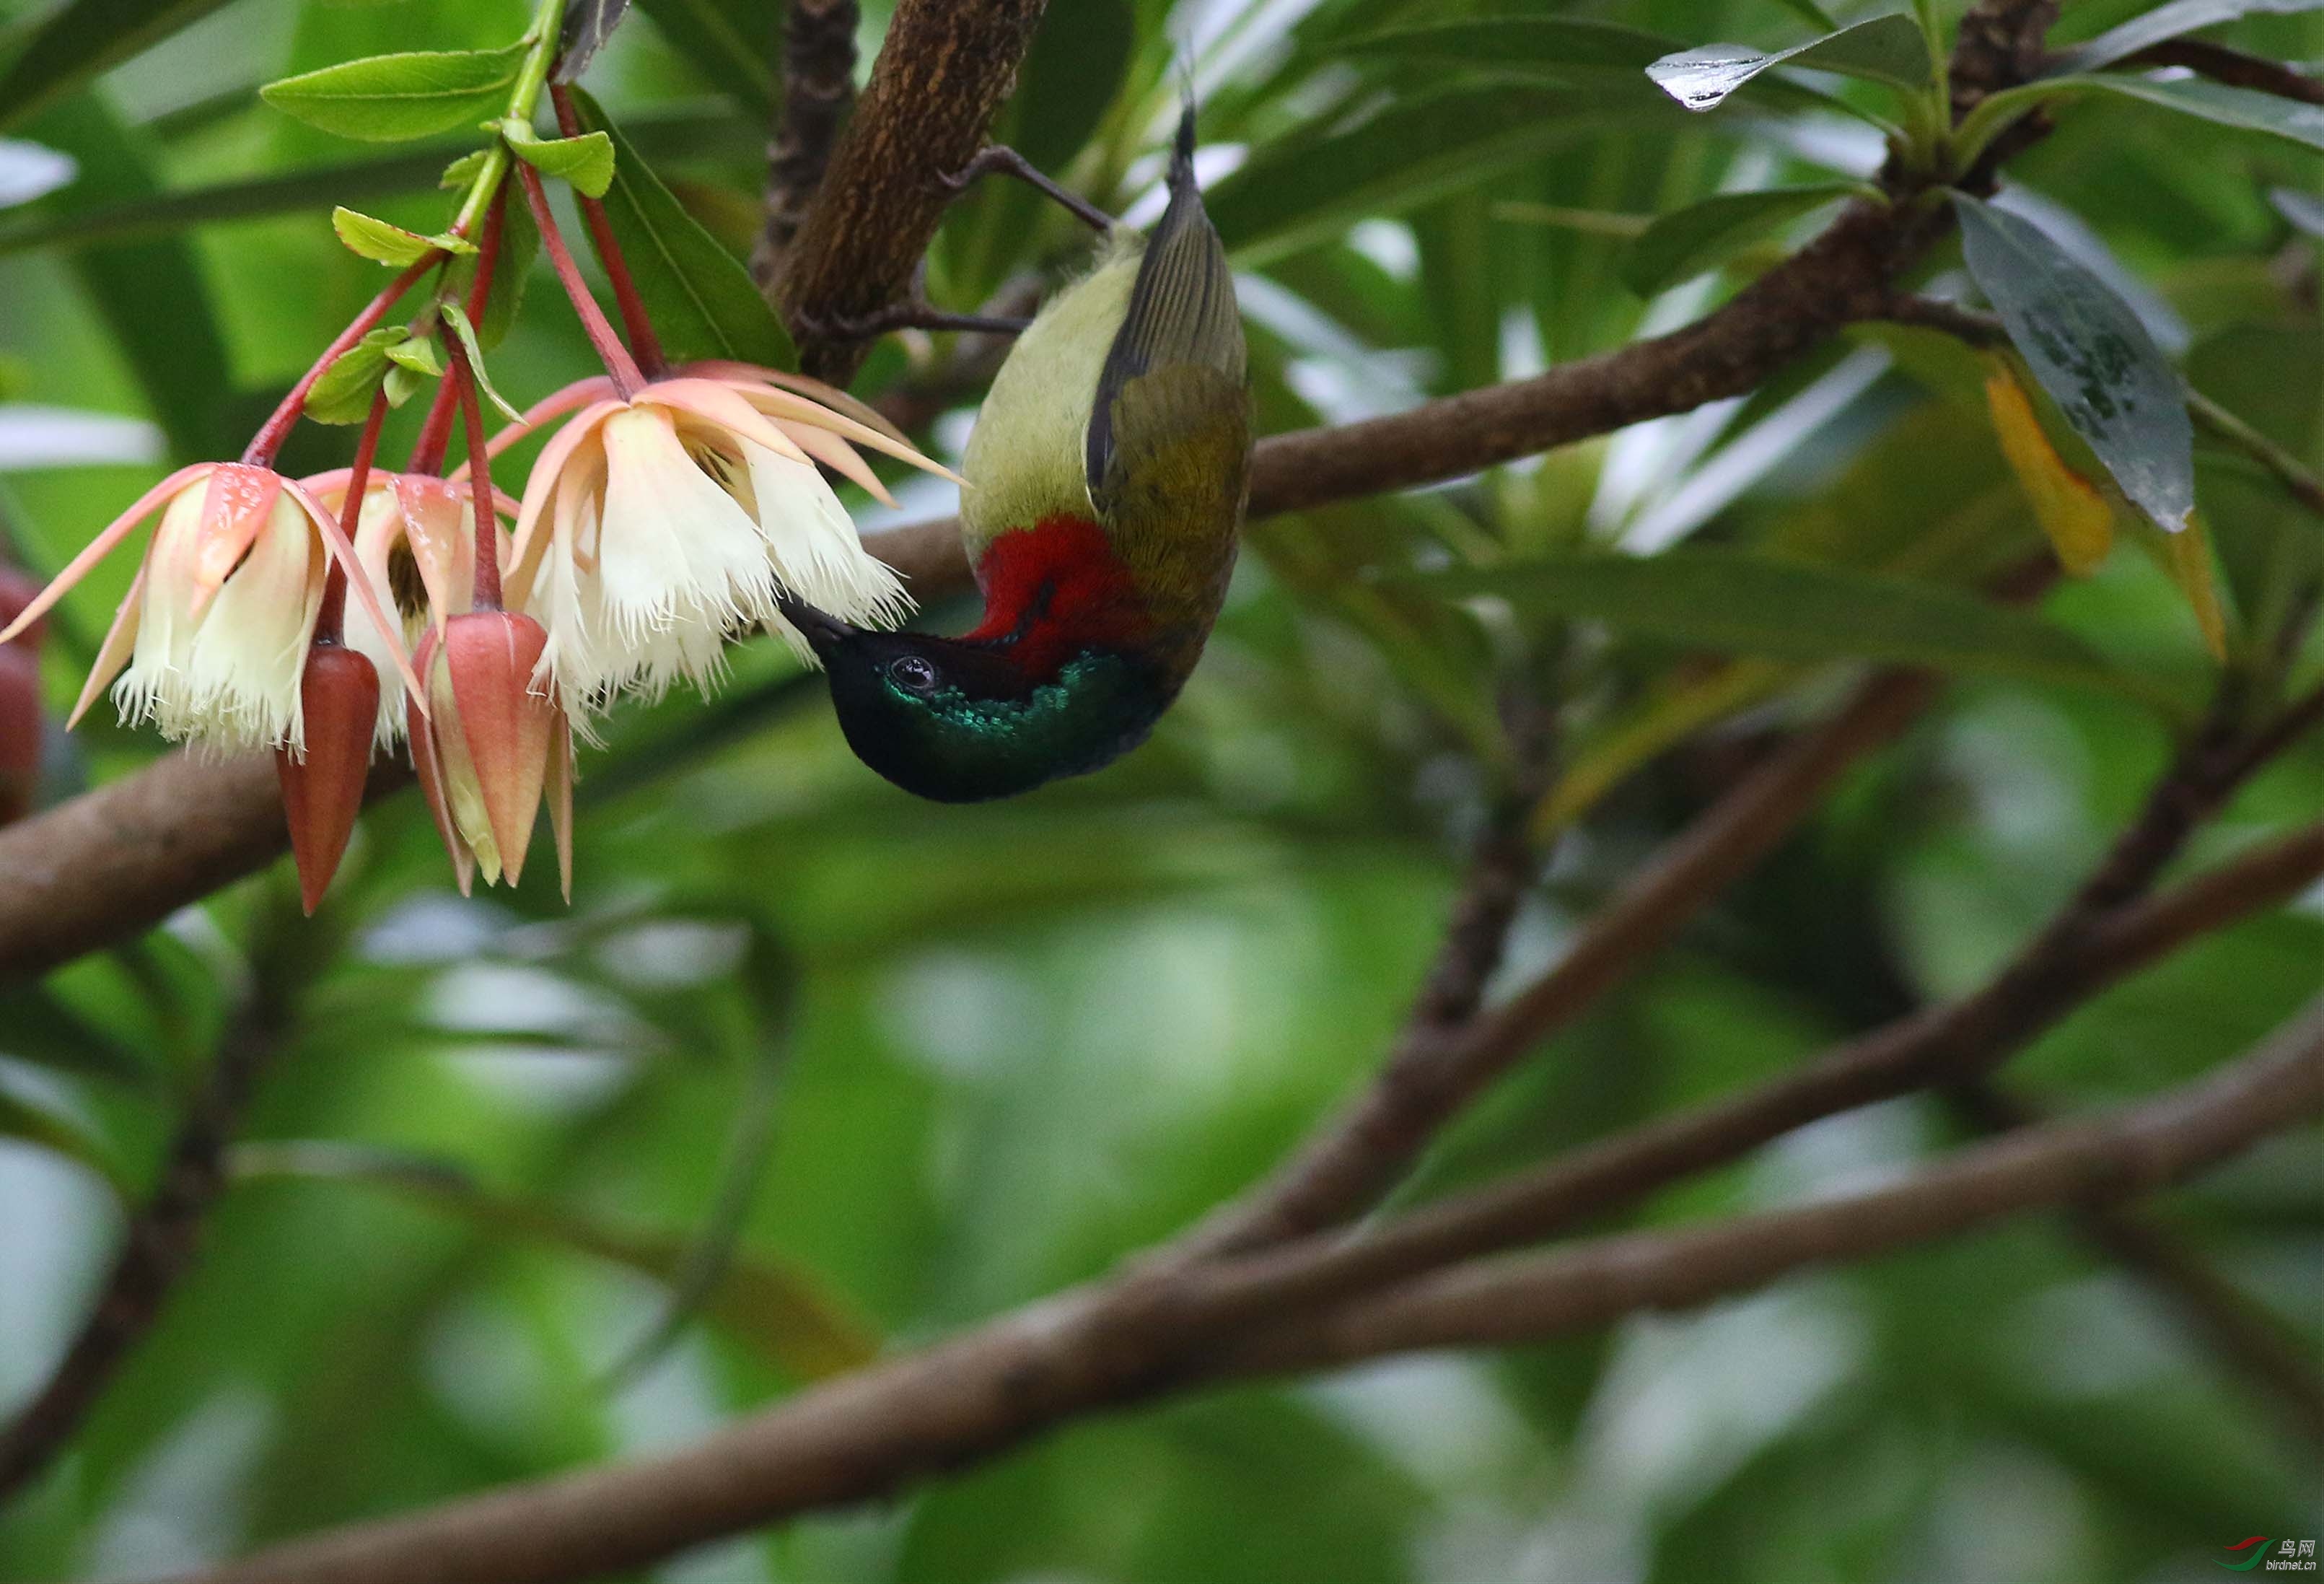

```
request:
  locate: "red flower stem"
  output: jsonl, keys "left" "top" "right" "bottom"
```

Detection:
{"left": 446, "top": 338, "right": 504, "bottom": 611}
{"left": 408, "top": 187, "right": 511, "bottom": 476}
{"left": 516, "top": 161, "right": 645, "bottom": 398}
{"left": 244, "top": 255, "right": 439, "bottom": 468}
{"left": 550, "top": 84, "right": 667, "bottom": 379}
{"left": 316, "top": 388, "right": 390, "bottom": 645}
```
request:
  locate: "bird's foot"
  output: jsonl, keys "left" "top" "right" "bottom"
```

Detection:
{"left": 938, "top": 144, "right": 1115, "bottom": 234}
{"left": 796, "top": 300, "right": 1032, "bottom": 343}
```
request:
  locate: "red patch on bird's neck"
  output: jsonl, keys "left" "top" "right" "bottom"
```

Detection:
{"left": 967, "top": 515, "right": 1150, "bottom": 678}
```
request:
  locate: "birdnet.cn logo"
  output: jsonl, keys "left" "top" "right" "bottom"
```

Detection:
{"left": 2219, "top": 1537, "right": 2318, "bottom": 1571}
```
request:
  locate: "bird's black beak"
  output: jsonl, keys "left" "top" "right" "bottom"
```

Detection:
{"left": 776, "top": 595, "right": 859, "bottom": 658}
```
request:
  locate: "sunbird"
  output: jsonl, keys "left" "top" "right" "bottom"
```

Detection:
{"left": 781, "top": 105, "right": 1250, "bottom": 802}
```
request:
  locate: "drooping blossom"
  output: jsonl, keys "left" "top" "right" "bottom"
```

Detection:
{"left": 302, "top": 469, "right": 516, "bottom": 746}
{"left": 491, "top": 367, "right": 957, "bottom": 719}
{"left": 0, "top": 463, "right": 416, "bottom": 753}
{"left": 408, "top": 610, "right": 570, "bottom": 898}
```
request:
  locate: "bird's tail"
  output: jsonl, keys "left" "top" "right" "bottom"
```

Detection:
{"left": 1169, "top": 76, "right": 1198, "bottom": 203}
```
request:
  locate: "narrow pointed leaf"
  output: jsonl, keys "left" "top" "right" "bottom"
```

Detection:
{"left": 1952, "top": 193, "right": 2197, "bottom": 531}
{"left": 631, "top": 0, "right": 774, "bottom": 112}
{"left": 1621, "top": 183, "right": 1864, "bottom": 295}
{"left": 2051, "top": 0, "right": 2324, "bottom": 74}
{"left": 1646, "top": 13, "right": 1932, "bottom": 111}
{"left": 561, "top": 87, "right": 794, "bottom": 367}
{"left": 1984, "top": 364, "right": 2115, "bottom": 574}
{"left": 2164, "top": 511, "right": 2230, "bottom": 660}
{"left": 439, "top": 302, "right": 523, "bottom": 422}
{"left": 2076, "top": 74, "right": 2324, "bottom": 152}
{"left": 232, "top": 1142, "right": 880, "bottom": 1379}
{"left": 1337, "top": 18, "right": 1682, "bottom": 71}
{"left": 0, "top": 109, "right": 753, "bottom": 258}
{"left": 0, "top": 0, "right": 237, "bottom": 136}
{"left": 260, "top": 43, "right": 531, "bottom": 142}
{"left": 555, "top": 0, "right": 634, "bottom": 84}
{"left": 1206, "top": 84, "right": 1683, "bottom": 265}
{"left": 1404, "top": 549, "right": 2161, "bottom": 704}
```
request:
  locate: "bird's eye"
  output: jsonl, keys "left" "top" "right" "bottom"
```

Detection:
{"left": 887, "top": 655, "right": 940, "bottom": 695}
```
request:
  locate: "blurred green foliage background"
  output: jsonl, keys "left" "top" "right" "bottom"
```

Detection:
{"left": 0, "top": 0, "right": 2318, "bottom": 1578}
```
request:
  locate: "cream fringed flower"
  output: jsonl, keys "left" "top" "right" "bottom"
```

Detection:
{"left": 497, "top": 367, "right": 957, "bottom": 717}
{"left": 302, "top": 470, "right": 517, "bottom": 747}
{"left": 0, "top": 462, "right": 416, "bottom": 753}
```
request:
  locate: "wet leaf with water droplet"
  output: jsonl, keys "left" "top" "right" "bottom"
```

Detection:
{"left": 1953, "top": 193, "right": 2196, "bottom": 533}
{"left": 1644, "top": 13, "right": 1930, "bottom": 113}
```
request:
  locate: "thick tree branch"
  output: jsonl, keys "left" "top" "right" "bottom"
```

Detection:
{"left": 1224, "top": 999, "right": 2324, "bottom": 1372}
{"left": 179, "top": 818, "right": 2322, "bottom": 1584}
{"left": 774, "top": 0, "right": 1048, "bottom": 382}
{"left": 1131, "top": 815, "right": 2324, "bottom": 1347}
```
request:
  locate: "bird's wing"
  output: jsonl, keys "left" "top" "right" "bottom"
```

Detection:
{"left": 1084, "top": 121, "right": 1245, "bottom": 504}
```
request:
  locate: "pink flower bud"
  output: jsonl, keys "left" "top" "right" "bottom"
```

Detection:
{"left": 407, "top": 611, "right": 558, "bottom": 891}
{"left": 275, "top": 644, "right": 380, "bottom": 914}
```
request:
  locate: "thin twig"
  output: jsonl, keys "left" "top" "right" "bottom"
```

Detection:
{"left": 1224, "top": 1000, "right": 2324, "bottom": 1372}
{"left": 1947, "top": 1077, "right": 2324, "bottom": 1448}
{"left": 0, "top": 953, "right": 296, "bottom": 1499}
{"left": 2121, "top": 38, "right": 2324, "bottom": 105}
{"left": 1180, "top": 669, "right": 1936, "bottom": 1256}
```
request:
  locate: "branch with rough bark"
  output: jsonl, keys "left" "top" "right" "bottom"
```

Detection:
{"left": 1223, "top": 999, "right": 2324, "bottom": 1372}
{"left": 772, "top": 0, "right": 1048, "bottom": 382}
{"left": 178, "top": 801, "right": 2324, "bottom": 1584}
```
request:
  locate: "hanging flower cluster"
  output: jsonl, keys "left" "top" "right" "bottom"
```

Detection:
{"left": 0, "top": 19, "right": 952, "bottom": 911}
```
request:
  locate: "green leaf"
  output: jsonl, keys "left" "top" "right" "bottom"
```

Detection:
{"left": 331, "top": 204, "right": 471, "bottom": 266}
{"left": 1952, "top": 193, "right": 2197, "bottom": 531}
{"left": 553, "top": 0, "right": 633, "bottom": 84}
{"left": 382, "top": 361, "right": 431, "bottom": 407}
{"left": 0, "top": 0, "right": 237, "bottom": 137}
{"left": 1403, "top": 548, "right": 2158, "bottom": 703}
{"left": 1620, "top": 183, "right": 1865, "bottom": 295}
{"left": 0, "top": 107, "right": 750, "bottom": 258}
{"left": 304, "top": 328, "right": 408, "bottom": 424}
{"left": 438, "top": 301, "right": 524, "bottom": 421}
{"left": 562, "top": 87, "right": 794, "bottom": 367}
{"left": 232, "top": 1141, "right": 880, "bottom": 1380}
{"left": 1336, "top": 17, "right": 1681, "bottom": 72}
{"left": 501, "top": 120, "right": 615, "bottom": 198}
{"left": 23, "top": 97, "right": 236, "bottom": 460}
{"left": 384, "top": 335, "right": 444, "bottom": 377}
{"left": 2075, "top": 74, "right": 2324, "bottom": 153}
{"left": 439, "top": 149, "right": 491, "bottom": 190}
{"left": 0, "top": 981, "right": 151, "bottom": 1085}
{"left": 2051, "top": 0, "right": 2324, "bottom": 73}
{"left": 260, "top": 42, "right": 530, "bottom": 143}
{"left": 1645, "top": 14, "right": 1933, "bottom": 111}
{"left": 0, "top": 1068, "right": 128, "bottom": 1196}
{"left": 1206, "top": 84, "right": 1684, "bottom": 265}
{"left": 632, "top": 0, "right": 773, "bottom": 113}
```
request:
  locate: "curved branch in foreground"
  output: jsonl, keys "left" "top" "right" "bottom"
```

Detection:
{"left": 176, "top": 818, "right": 2324, "bottom": 1584}
{"left": 1226, "top": 999, "right": 2324, "bottom": 1372}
